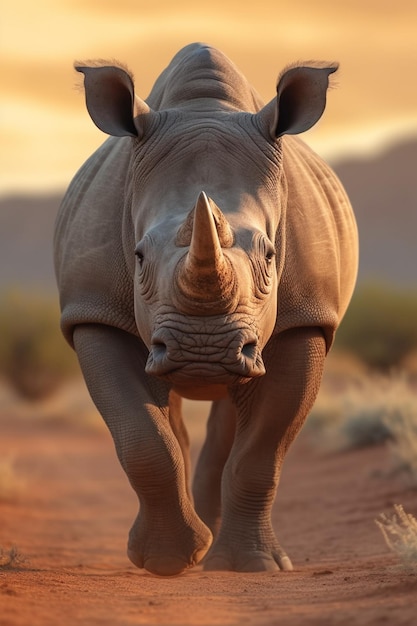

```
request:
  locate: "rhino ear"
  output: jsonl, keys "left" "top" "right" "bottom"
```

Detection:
{"left": 75, "top": 64, "right": 150, "bottom": 137}
{"left": 258, "top": 63, "right": 338, "bottom": 139}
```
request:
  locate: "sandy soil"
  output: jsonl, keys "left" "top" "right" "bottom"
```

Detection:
{"left": 1, "top": 384, "right": 416, "bottom": 626}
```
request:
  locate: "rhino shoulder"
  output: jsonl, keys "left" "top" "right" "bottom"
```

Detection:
{"left": 276, "top": 136, "right": 358, "bottom": 350}
{"left": 54, "top": 137, "right": 137, "bottom": 346}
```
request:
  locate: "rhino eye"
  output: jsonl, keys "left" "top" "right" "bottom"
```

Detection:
{"left": 135, "top": 245, "right": 144, "bottom": 265}
{"left": 250, "top": 233, "right": 275, "bottom": 298}
{"left": 265, "top": 248, "right": 275, "bottom": 264}
{"left": 134, "top": 236, "right": 156, "bottom": 303}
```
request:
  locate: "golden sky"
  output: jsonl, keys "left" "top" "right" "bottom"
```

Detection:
{"left": 2, "top": 0, "right": 417, "bottom": 195}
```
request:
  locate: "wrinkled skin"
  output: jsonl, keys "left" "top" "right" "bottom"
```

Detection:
{"left": 54, "top": 44, "right": 358, "bottom": 576}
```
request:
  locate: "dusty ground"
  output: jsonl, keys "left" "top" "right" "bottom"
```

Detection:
{"left": 1, "top": 381, "right": 416, "bottom": 626}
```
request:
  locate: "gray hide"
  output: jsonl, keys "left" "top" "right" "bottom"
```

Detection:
{"left": 54, "top": 43, "right": 358, "bottom": 576}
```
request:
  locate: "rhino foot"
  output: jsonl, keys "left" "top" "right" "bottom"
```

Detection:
{"left": 203, "top": 543, "right": 293, "bottom": 573}
{"left": 127, "top": 509, "right": 213, "bottom": 576}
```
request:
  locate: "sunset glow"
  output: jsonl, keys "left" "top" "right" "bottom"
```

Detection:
{"left": 2, "top": 0, "right": 417, "bottom": 194}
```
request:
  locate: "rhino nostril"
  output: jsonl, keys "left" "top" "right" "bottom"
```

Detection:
{"left": 151, "top": 340, "right": 167, "bottom": 360}
{"left": 240, "top": 341, "right": 257, "bottom": 361}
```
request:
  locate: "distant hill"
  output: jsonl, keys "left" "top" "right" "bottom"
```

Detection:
{"left": 0, "top": 137, "right": 416, "bottom": 293}
{"left": 332, "top": 139, "right": 417, "bottom": 287}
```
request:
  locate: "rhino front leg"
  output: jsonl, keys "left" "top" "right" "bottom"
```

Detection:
{"left": 204, "top": 326, "right": 326, "bottom": 572}
{"left": 168, "top": 390, "right": 193, "bottom": 501}
{"left": 73, "top": 324, "right": 212, "bottom": 576}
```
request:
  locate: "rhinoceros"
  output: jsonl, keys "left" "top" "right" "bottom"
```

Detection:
{"left": 54, "top": 43, "right": 358, "bottom": 576}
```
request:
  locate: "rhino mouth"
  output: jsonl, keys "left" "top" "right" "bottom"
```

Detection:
{"left": 145, "top": 328, "right": 266, "bottom": 385}
{"left": 156, "top": 363, "right": 258, "bottom": 387}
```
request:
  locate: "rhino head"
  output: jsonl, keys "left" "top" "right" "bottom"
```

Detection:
{"left": 76, "top": 46, "right": 336, "bottom": 400}
{"left": 139, "top": 189, "right": 275, "bottom": 395}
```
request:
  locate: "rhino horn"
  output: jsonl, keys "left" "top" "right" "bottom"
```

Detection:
{"left": 175, "top": 192, "right": 237, "bottom": 313}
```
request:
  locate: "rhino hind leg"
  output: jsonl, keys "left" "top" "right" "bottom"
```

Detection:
{"left": 73, "top": 324, "right": 212, "bottom": 576}
{"left": 203, "top": 326, "right": 326, "bottom": 572}
{"left": 193, "top": 397, "right": 237, "bottom": 535}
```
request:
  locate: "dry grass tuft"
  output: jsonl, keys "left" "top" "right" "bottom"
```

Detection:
{"left": 0, "top": 545, "right": 26, "bottom": 569}
{"left": 375, "top": 505, "right": 417, "bottom": 572}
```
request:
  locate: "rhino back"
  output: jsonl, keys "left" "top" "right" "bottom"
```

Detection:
{"left": 276, "top": 136, "right": 358, "bottom": 349}
{"left": 54, "top": 136, "right": 137, "bottom": 346}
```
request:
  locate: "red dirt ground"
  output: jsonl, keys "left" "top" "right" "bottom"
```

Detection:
{"left": 1, "top": 384, "right": 416, "bottom": 626}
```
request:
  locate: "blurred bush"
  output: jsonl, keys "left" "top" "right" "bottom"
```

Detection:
{"left": 2, "top": 282, "right": 416, "bottom": 399}
{"left": 307, "top": 371, "right": 416, "bottom": 454}
{"left": 0, "top": 290, "right": 78, "bottom": 399}
{"left": 334, "top": 283, "right": 417, "bottom": 370}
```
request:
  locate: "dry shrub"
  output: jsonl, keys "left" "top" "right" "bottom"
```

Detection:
{"left": 308, "top": 372, "right": 417, "bottom": 490}
{"left": 308, "top": 372, "right": 417, "bottom": 452}
{"left": 376, "top": 505, "right": 417, "bottom": 571}
{"left": 339, "top": 376, "right": 405, "bottom": 449}
{"left": 384, "top": 408, "right": 417, "bottom": 486}
{"left": 0, "top": 290, "right": 78, "bottom": 399}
